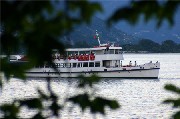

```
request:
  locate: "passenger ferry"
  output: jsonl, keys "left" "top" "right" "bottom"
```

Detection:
{"left": 24, "top": 30, "right": 160, "bottom": 78}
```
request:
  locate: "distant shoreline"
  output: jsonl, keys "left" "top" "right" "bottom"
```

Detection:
{"left": 122, "top": 52, "right": 180, "bottom": 54}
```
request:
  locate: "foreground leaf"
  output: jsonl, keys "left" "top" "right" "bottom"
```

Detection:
{"left": 165, "top": 84, "right": 180, "bottom": 94}
{"left": 90, "top": 97, "right": 120, "bottom": 114}
{"left": 0, "top": 103, "right": 19, "bottom": 119}
{"left": 20, "top": 98, "right": 42, "bottom": 109}
{"left": 68, "top": 93, "right": 91, "bottom": 111}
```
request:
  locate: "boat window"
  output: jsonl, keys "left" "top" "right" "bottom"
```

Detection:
{"left": 83, "top": 62, "right": 88, "bottom": 67}
{"left": 77, "top": 63, "right": 81, "bottom": 67}
{"left": 109, "top": 49, "right": 114, "bottom": 54}
{"left": 58, "top": 63, "right": 61, "bottom": 68}
{"left": 89, "top": 62, "right": 94, "bottom": 67}
{"left": 73, "top": 63, "right": 76, "bottom": 68}
{"left": 66, "top": 63, "right": 71, "bottom": 68}
{"left": 54, "top": 63, "right": 57, "bottom": 68}
{"left": 60, "top": 63, "right": 64, "bottom": 68}
{"left": 95, "top": 62, "right": 100, "bottom": 67}
{"left": 54, "top": 63, "right": 58, "bottom": 68}
{"left": 115, "top": 49, "right": 119, "bottom": 54}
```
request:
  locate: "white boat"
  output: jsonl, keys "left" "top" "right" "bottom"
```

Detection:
{"left": 25, "top": 30, "right": 160, "bottom": 79}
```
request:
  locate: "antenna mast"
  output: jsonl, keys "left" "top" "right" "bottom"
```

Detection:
{"left": 95, "top": 30, "right": 101, "bottom": 46}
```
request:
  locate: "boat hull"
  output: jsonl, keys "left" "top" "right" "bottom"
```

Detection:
{"left": 25, "top": 68, "right": 159, "bottom": 79}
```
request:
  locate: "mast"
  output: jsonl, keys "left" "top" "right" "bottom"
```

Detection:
{"left": 95, "top": 30, "right": 101, "bottom": 46}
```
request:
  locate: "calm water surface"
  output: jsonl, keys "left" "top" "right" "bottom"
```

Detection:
{"left": 0, "top": 53, "right": 180, "bottom": 119}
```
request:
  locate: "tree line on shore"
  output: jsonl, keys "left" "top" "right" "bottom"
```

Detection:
{"left": 122, "top": 39, "right": 180, "bottom": 53}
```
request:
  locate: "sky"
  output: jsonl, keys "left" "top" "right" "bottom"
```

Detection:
{"left": 95, "top": 0, "right": 180, "bottom": 42}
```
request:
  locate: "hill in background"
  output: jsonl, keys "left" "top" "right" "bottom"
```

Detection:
{"left": 62, "top": 16, "right": 179, "bottom": 49}
{"left": 63, "top": 17, "right": 140, "bottom": 48}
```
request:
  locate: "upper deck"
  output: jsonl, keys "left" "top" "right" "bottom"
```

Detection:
{"left": 66, "top": 46, "right": 122, "bottom": 52}
{"left": 64, "top": 46, "right": 123, "bottom": 56}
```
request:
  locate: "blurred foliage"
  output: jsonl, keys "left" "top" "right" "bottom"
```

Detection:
{"left": 1, "top": 0, "right": 180, "bottom": 119}
{"left": 163, "top": 84, "right": 180, "bottom": 119}
{"left": 1, "top": 0, "right": 102, "bottom": 80}
{"left": 68, "top": 74, "right": 119, "bottom": 114}
{"left": 1, "top": 77, "right": 63, "bottom": 118}
{"left": 108, "top": 0, "right": 180, "bottom": 27}
{"left": 1, "top": 102, "right": 20, "bottom": 119}
{"left": 0, "top": 75, "right": 119, "bottom": 118}
{"left": 1, "top": 0, "right": 119, "bottom": 118}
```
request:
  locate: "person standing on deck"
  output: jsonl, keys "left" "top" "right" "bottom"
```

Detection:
{"left": 129, "top": 61, "right": 132, "bottom": 66}
{"left": 135, "top": 61, "right": 137, "bottom": 66}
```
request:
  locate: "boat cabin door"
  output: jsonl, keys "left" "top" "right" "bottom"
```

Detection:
{"left": 103, "top": 60, "right": 110, "bottom": 68}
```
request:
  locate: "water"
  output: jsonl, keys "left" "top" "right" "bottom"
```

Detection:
{"left": 0, "top": 53, "right": 180, "bottom": 119}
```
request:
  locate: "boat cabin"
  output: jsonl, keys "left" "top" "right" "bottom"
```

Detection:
{"left": 46, "top": 46, "right": 124, "bottom": 69}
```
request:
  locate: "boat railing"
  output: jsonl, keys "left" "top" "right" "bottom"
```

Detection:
{"left": 52, "top": 53, "right": 95, "bottom": 61}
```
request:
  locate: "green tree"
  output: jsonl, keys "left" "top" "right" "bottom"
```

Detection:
{"left": 161, "top": 40, "right": 178, "bottom": 53}
{"left": 137, "top": 39, "right": 161, "bottom": 52}
{"left": 122, "top": 44, "right": 138, "bottom": 52}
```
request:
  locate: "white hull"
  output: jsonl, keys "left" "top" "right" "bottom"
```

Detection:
{"left": 26, "top": 68, "right": 159, "bottom": 79}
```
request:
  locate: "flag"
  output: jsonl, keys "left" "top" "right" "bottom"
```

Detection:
{"left": 94, "top": 35, "right": 97, "bottom": 39}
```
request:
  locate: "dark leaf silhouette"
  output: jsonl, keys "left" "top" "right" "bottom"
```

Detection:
{"left": 174, "top": 111, "right": 180, "bottom": 119}
{"left": 164, "top": 84, "right": 180, "bottom": 94}
{"left": 31, "top": 112, "right": 44, "bottom": 119}
{"left": 108, "top": 1, "right": 180, "bottom": 28}
{"left": 0, "top": 103, "right": 19, "bottom": 119}
{"left": 37, "top": 89, "right": 49, "bottom": 100}
{"left": 164, "top": 84, "right": 180, "bottom": 119}
{"left": 90, "top": 97, "right": 120, "bottom": 114}
{"left": 20, "top": 98, "right": 42, "bottom": 109}
{"left": 68, "top": 93, "right": 91, "bottom": 111}
{"left": 78, "top": 74, "right": 101, "bottom": 88}
{"left": 50, "top": 101, "right": 61, "bottom": 117}
{"left": 164, "top": 99, "right": 180, "bottom": 108}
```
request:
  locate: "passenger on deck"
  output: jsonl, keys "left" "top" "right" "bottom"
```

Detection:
{"left": 135, "top": 61, "right": 137, "bottom": 66}
{"left": 129, "top": 61, "right": 132, "bottom": 66}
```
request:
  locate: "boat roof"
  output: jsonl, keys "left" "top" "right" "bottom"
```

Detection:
{"left": 66, "top": 47, "right": 122, "bottom": 52}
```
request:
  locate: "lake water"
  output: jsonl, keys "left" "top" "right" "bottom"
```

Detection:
{"left": 0, "top": 53, "right": 180, "bottom": 119}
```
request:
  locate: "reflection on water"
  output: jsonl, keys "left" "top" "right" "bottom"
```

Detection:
{"left": 0, "top": 54, "right": 180, "bottom": 119}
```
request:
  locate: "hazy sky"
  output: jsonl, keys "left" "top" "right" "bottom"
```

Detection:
{"left": 55, "top": 0, "right": 180, "bottom": 42}
{"left": 96, "top": 0, "right": 180, "bottom": 35}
